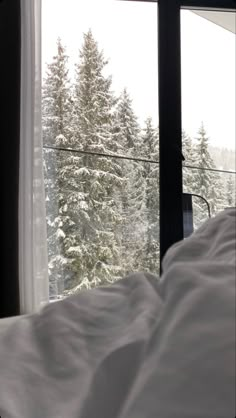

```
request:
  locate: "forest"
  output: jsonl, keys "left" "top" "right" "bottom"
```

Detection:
{"left": 42, "top": 31, "right": 235, "bottom": 297}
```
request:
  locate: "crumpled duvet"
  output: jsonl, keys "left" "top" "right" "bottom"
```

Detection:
{"left": 0, "top": 209, "right": 235, "bottom": 418}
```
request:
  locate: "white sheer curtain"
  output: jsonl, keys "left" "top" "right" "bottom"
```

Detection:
{"left": 19, "top": 0, "right": 49, "bottom": 314}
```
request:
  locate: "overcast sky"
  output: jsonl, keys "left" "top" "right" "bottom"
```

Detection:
{"left": 42, "top": 0, "right": 235, "bottom": 150}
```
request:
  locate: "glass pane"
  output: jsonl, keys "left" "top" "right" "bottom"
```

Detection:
{"left": 42, "top": 0, "right": 158, "bottom": 162}
{"left": 42, "top": 0, "right": 159, "bottom": 299}
{"left": 181, "top": 10, "right": 236, "bottom": 232}
{"left": 43, "top": 149, "right": 159, "bottom": 297}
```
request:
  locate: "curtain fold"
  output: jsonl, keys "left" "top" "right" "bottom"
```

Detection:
{"left": 19, "top": 0, "right": 49, "bottom": 314}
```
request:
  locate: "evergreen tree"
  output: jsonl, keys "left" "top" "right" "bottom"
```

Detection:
{"left": 208, "top": 169, "right": 225, "bottom": 214}
{"left": 192, "top": 123, "right": 224, "bottom": 224}
{"left": 142, "top": 118, "right": 159, "bottom": 273}
{"left": 226, "top": 174, "right": 236, "bottom": 207}
{"left": 42, "top": 37, "right": 73, "bottom": 146}
{"left": 192, "top": 124, "right": 213, "bottom": 197}
{"left": 62, "top": 30, "right": 124, "bottom": 292}
{"left": 73, "top": 29, "right": 117, "bottom": 153}
{"left": 182, "top": 130, "right": 194, "bottom": 163}
{"left": 113, "top": 88, "right": 140, "bottom": 154}
{"left": 113, "top": 88, "right": 146, "bottom": 273}
{"left": 182, "top": 130, "right": 196, "bottom": 193}
{"left": 42, "top": 38, "right": 73, "bottom": 296}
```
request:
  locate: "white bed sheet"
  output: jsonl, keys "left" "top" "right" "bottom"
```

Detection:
{"left": 0, "top": 209, "right": 235, "bottom": 418}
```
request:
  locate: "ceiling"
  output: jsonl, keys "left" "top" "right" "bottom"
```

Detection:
{"left": 192, "top": 10, "right": 236, "bottom": 33}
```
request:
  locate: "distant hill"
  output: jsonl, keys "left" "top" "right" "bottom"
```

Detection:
{"left": 209, "top": 146, "right": 235, "bottom": 171}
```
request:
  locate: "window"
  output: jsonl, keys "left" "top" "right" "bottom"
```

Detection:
{"left": 181, "top": 9, "right": 236, "bottom": 230}
{"left": 42, "top": 0, "right": 159, "bottom": 299}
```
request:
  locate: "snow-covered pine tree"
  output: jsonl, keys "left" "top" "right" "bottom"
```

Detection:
{"left": 141, "top": 117, "right": 159, "bottom": 273}
{"left": 192, "top": 123, "right": 225, "bottom": 225}
{"left": 42, "top": 38, "right": 74, "bottom": 296}
{"left": 42, "top": 37, "right": 73, "bottom": 147}
{"left": 208, "top": 169, "right": 225, "bottom": 214}
{"left": 225, "top": 174, "right": 236, "bottom": 207}
{"left": 62, "top": 29, "right": 124, "bottom": 292}
{"left": 113, "top": 88, "right": 146, "bottom": 273}
{"left": 182, "top": 130, "right": 197, "bottom": 193}
{"left": 113, "top": 88, "right": 140, "bottom": 154}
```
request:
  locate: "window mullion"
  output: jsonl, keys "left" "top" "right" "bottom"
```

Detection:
{"left": 158, "top": 0, "right": 183, "bottom": 265}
